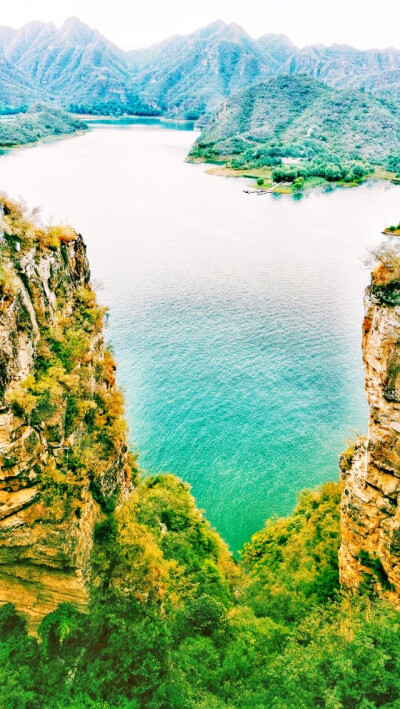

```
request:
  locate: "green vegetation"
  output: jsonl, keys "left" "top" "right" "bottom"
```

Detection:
{"left": 0, "top": 196, "right": 135, "bottom": 520}
{"left": 3, "top": 478, "right": 400, "bottom": 708}
{"left": 384, "top": 221, "right": 400, "bottom": 236}
{"left": 189, "top": 75, "right": 400, "bottom": 194}
{"left": 0, "top": 106, "right": 87, "bottom": 149}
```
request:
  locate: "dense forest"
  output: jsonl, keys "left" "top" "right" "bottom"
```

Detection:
{"left": 3, "top": 478, "right": 400, "bottom": 708}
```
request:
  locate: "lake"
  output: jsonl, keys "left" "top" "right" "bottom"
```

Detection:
{"left": 0, "top": 122, "right": 398, "bottom": 551}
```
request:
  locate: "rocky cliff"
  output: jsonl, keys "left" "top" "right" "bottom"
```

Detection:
{"left": 0, "top": 195, "right": 134, "bottom": 630}
{"left": 340, "top": 255, "right": 400, "bottom": 601}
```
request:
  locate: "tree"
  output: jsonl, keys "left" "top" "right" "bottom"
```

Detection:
{"left": 294, "top": 177, "right": 305, "bottom": 191}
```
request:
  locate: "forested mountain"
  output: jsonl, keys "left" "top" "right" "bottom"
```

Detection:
{"left": 0, "top": 54, "right": 45, "bottom": 112}
{"left": 130, "top": 25, "right": 400, "bottom": 117}
{"left": 257, "top": 33, "right": 296, "bottom": 67}
{"left": 0, "top": 17, "right": 152, "bottom": 114}
{"left": 129, "top": 20, "right": 273, "bottom": 118}
{"left": 281, "top": 44, "right": 400, "bottom": 97}
{"left": 2, "top": 17, "right": 400, "bottom": 116}
{"left": 190, "top": 75, "right": 400, "bottom": 168}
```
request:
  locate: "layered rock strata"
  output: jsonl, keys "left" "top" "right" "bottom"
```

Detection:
{"left": 0, "top": 196, "right": 132, "bottom": 629}
{"left": 340, "top": 277, "right": 400, "bottom": 601}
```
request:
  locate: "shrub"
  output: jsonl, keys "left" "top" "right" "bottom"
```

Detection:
{"left": 0, "top": 604, "right": 39, "bottom": 709}
{"left": 293, "top": 176, "right": 305, "bottom": 191}
{"left": 185, "top": 594, "right": 227, "bottom": 635}
{"left": 365, "top": 242, "right": 400, "bottom": 285}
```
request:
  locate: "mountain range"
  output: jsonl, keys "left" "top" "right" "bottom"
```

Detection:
{"left": 2, "top": 17, "right": 400, "bottom": 117}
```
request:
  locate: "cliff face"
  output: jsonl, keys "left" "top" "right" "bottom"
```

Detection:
{"left": 340, "top": 277, "right": 400, "bottom": 601}
{"left": 0, "top": 196, "right": 133, "bottom": 629}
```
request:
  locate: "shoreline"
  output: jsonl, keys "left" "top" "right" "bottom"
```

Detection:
{"left": 75, "top": 113, "right": 195, "bottom": 125}
{"left": 0, "top": 128, "right": 88, "bottom": 154}
{"left": 196, "top": 161, "right": 400, "bottom": 197}
{"left": 0, "top": 115, "right": 196, "bottom": 154}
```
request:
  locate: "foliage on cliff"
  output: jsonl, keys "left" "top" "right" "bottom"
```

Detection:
{"left": 0, "top": 194, "right": 136, "bottom": 630}
{"left": 365, "top": 241, "right": 400, "bottom": 305}
{"left": 3, "top": 476, "right": 400, "bottom": 708}
{"left": 0, "top": 195, "right": 134, "bottom": 521}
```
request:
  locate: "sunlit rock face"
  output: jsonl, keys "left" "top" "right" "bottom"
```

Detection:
{"left": 340, "top": 282, "right": 400, "bottom": 602}
{"left": 0, "top": 197, "right": 132, "bottom": 631}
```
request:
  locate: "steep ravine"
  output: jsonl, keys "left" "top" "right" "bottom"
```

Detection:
{"left": 3, "top": 187, "right": 400, "bottom": 638}
{"left": 3, "top": 195, "right": 400, "bottom": 706}
{"left": 0, "top": 196, "right": 133, "bottom": 630}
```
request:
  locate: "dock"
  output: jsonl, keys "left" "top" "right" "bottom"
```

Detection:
{"left": 243, "top": 182, "right": 291, "bottom": 195}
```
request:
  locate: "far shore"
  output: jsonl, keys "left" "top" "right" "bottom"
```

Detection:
{"left": 0, "top": 113, "right": 197, "bottom": 154}
{"left": 197, "top": 161, "right": 400, "bottom": 197}
{"left": 0, "top": 129, "right": 88, "bottom": 154}
{"left": 383, "top": 228, "right": 400, "bottom": 236}
{"left": 73, "top": 113, "right": 196, "bottom": 125}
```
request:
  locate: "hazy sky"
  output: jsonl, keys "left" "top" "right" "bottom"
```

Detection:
{"left": 2, "top": 0, "right": 400, "bottom": 51}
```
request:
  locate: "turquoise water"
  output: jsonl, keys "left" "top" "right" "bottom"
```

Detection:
{"left": 85, "top": 116, "right": 195, "bottom": 131}
{"left": 0, "top": 124, "right": 398, "bottom": 551}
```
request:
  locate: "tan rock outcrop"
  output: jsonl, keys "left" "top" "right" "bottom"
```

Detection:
{"left": 0, "top": 198, "right": 132, "bottom": 630}
{"left": 340, "top": 283, "right": 400, "bottom": 602}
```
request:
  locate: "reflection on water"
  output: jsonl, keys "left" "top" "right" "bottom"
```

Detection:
{"left": 0, "top": 125, "right": 397, "bottom": 550}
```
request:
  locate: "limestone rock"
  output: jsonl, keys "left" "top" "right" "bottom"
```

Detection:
{"left": 340, "top": 286, "right": 400, "bottom": 602}
{"left": 0, "top": 198, "right": 133, "bottom": 631}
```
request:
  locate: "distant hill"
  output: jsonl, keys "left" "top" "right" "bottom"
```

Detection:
{"left": 280, "top": 44, "right": 400, "bottom": 97}
{"left": 2, "top": 18, "right": 400, "bottom": 117}
{"left": 130, "top": 24, "right": 400, "bottom": 119}
{"left": 0, "top": 106, "right": 87, "bottom": 148}
{"left": 189, "top": 75, "right": 400, "bottom": 171}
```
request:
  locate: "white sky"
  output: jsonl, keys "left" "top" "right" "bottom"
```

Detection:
{"left": 2, "top": 0, "right": 400, "bottom": 51}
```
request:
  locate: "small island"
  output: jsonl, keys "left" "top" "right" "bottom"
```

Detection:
{"left": 384, "top": 223, "right": 400, "bottom": 236}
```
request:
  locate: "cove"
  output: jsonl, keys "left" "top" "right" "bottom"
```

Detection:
{"left": 0, "top": 122, "right": 398, "bottom": 551}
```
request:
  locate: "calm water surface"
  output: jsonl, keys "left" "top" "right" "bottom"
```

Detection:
{"left": 0, "top": 123, "right": 398, "bottom": 551}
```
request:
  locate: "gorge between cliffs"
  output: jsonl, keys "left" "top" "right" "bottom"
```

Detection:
{"left": 2, "top": 123, "right": 396, "bottom": 554}
{"left": 2, "top": 189, "right": 400, "bottom": 706}
{"left": 1, "top": 187, "right": 400, "bottom": 624}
